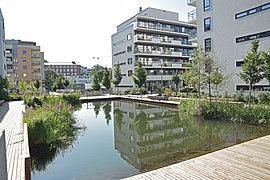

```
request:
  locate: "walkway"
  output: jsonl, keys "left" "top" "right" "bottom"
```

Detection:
{"left": 0, "top": 101, "right": 26, "bottom": 180}
{"left": 123, "top": 135, "right": 270, "bottom": 180}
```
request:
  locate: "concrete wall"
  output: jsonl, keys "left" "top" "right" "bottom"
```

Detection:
{"left": 0, "top": 8, "right": 6, "bottom": 78}
{"left": 0, "top": 130, "right": 8, "bottom": 180}
{"left": 196, "top": 0, "right": 270, "bottom": 94}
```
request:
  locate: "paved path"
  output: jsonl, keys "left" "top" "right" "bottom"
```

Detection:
{"left": 123, "top": 135, "right": 270, "bottom": 180}
{"left": 0, "top": 101, "right": 25, "bottom": 180}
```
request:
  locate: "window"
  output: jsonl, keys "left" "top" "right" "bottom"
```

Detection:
{"left": 127, "top": 33, "right": 132, "bottom": 40}
{"left": 22, "top": 50, "right": 27, "bottom": 54}
{"left": 22, "top": 73, "right": 27, "bottom": 78}
{"left": 127, "top": 58, "right": 132, "bottom": 64}
{"left": 128, "top": 70, "right": 133, "bottom": 76}
{"left": 235, "top": 3, "right": 270, "bottom": 19}
{"left": 236, "top": 61, "right": 244, "bottom": 67}
{"left": 127, "top": 45, "right": 132, "bottom": 53}
{"left": 203, "top": 0, "right": 210, "bottom": 11}
{"left": 22, "top": 66, "right": 27, "bottom": 70}
{"left": 236, "top": 30, "right": 270, "bottom": 43}
{"left": 205, "top": 38, "right": 211, "bottom": 52}
{"left": 22, "top": 58, "right": 27, "bottom": 62}
{"left": 204, "top": 17, "right": 211, "bottom": 32}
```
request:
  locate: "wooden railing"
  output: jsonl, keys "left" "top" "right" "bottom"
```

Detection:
{"left": 23, "top": 123, "right": 31, "bottom": 180}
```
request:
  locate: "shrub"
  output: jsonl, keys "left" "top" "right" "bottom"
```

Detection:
{"left": 130, "top": 88, "right": 147, "bottom": 95}
{"left": 232, "top": 90, "right": 246, "bottom": 103}
{"left": 62, "top": 93, "right": 80, "bottom": 105}
{"left": 164, "top": 88, "right": 174, "bottom": 97}
{"left": 8, "top": 92, "right": 23, "bottom": 101}
{"left": 257, "top": 93, "right": 270, "bottom": 104}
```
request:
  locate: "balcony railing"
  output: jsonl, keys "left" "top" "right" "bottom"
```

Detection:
{"left": 135, "top": 22, "right": 188, "bottom": 34}
{"left": 31, "top": 61, "right": 41, "bottom": 66}
{"left": 188, "top": 9, "right": 197, "bottom": 22}
{"left": 134, "top": 35, "right": 193, "bottom": 46}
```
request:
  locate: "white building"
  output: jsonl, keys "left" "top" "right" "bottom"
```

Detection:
{"left": 188, "top": 0, "right": 270, "bottom": 94}
{"left": 112, "top": 7, "right": 197, "bottom": 92}
{"left": 0, "top": 8, "right": 6, "bottom": 78}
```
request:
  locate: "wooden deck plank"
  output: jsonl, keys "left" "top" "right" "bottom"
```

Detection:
{"left": 123, "top": 135, "right": 270, "bottom": 180}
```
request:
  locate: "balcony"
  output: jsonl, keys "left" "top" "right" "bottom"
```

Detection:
{"left": 32, "top": 76, "right": 42, "bottom": 80}
{"left": 32, "top": 61, "right": 41, "bottom": 66}
{"left": 187, "top": 0, "right": 196, "bottom": 7}
{"left": 188, "top": 9, "right": 197, "bottom": 24}
{"left": 31, "top": 54, "right": 40, "bottom": 58}
{"left": 32, "top": 68, "right": 41, "bottom": 73}
{"left": 134, "top": 35, "right": 194, "bottom": 47}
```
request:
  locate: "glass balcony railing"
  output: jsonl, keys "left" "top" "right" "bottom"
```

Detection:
{"left": 188, "top": 9, "right": 197, "bottom": 22}
{"left": 187, "top": 0, "right": 196, "bottom": 7}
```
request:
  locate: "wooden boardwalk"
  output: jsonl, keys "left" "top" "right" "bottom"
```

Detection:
{"left": 0, "top": 101, "right": 26, "bottom": 180}
{"left": 124, "top": 135, "right": 270, "bottom": 180}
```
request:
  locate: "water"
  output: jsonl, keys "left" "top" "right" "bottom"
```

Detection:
{"left": 32, "top": 100, "right": 270, "bottom": 180}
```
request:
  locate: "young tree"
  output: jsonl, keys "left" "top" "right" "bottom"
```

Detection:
{"left": 34, "top": 80, "right": 41, "bottom": 93}
{"left": 183, "top": 47, "right": 208, "bottom": 98}
{"left": 92, "top": 73, "right": 101, "bottom": 91}
{"left": 71, "top": 80, "right": 78, "bottom": 92}
{"left": 132, "top": 60, "right": 147, "bottom": 88}
{"left": 112, "top": 63, "right": 122, "bottom": 93}
{"left": 238, "top": 39, "right": 263, "bottom": 99}
{"left": 172, "top": 73, "right": 181, "bottom": 95}
{"left": 63, "top": 79, "right": 70, "bottom": 90}
{"left": 90, "top": 64, "right": 105, "bottom": 82}
{"left": 261, "top": 48, "right": 270, "bottom": 86}
{"left": 211, "top": 67, "right": 228, "bottom": 92}
{"left": 102, "top": 67, "right": 111, "bottom": 91}
{"left": 133, "top": 60, "right": 147, "bottom": 98}
{"left": 17, "top": 80, "right": 28, "bottom": 94}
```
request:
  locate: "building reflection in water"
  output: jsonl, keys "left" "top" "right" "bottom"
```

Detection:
{"left": 112, "top": 101, "right": 269, "bottom": 172}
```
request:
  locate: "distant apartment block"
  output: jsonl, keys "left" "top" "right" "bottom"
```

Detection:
{"left": 5, "top": 40, "right": 45, "bottom": 85}
{"left": 188, "top": 0, "right": 270, "bottom": 93}
{"left": 112, "top": 7, "right": 197, "bottom": 91}
{"left": 44, "top": 62, "right": 82, "bottom": 77}
{"left": 0, "top": 8, "right": 6, "bottom": 77}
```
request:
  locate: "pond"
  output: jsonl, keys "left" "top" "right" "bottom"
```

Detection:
{"left": 32, "top": 100, "right": 270, "bottom": 180}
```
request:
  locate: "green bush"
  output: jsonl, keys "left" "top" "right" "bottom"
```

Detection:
{"left": 0, "top": 91, "right": 8, "bottom": 101}
{"left": 257, "top": 93, "right": 270, "bottom": 104}
{"left": 164, "top": 88, "right": 174, "bottom": 97}
{"left": 8, "top": 92, "right": 23, "bottom": 101}
{"left": 232, "top": 90, "right": 245, "bottom": 103}
{"left": 62, "top": 93, "right": 80, "bottom": 105}
{"left": 130, "top": 88, "right": 147, "bottom": 95}
{"left": 199, "top": 101, "right": 270, "bottom": 125}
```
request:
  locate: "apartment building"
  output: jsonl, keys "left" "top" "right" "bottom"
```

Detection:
{"left": 188, "top": 0, "right": 270, "bottom": 94}
{"left": 0, "top": 8, "right": 6, "bottom": 78}
{"left": 5, "top": 40, "right": 45, "bottom": 85}
{"left": 112, "top": 8, "right": 197, "bottom": 92}
{"left": 44, "top": 62, "right": 82, "bottom": 77}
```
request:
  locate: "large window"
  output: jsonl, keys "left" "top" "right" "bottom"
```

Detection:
{"left": 127, "top": 45, "right": 132, "bottom": 53}
{"left": 203, "top": 0, "right": 210, "bottom": 11}
{"left": 204, "top": 17, "right": 211, "bottom": 32}
{"left": 22, "top": 50, "right": 27, "bottom": 54}
{"left": 205, "top": 38, "right": 211, "bottom": 52}
{"left": 22, "top": 58, "right": 27, "bottom": 62}
{"left": 236, "top": 30, "right": 270, "bottom": 43}
{"left": 127, "top": 58, "right": 132, "bottom": 64}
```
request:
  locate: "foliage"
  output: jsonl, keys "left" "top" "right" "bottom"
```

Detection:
{"left": 232, "top": 89, "right": 245, "bottom": 103}
{"left": 52, "top": 75, "right": 65, "bottom": 92}
{"left": 238, "top": 39, "right": 263, "bottom": 100}
{"left": 132, "top": 60, "right": 147, "bottom": 88}
{"left": 34, "top": 80, "right": 41, "bottom": 92}
{"left": 70, "top": 80, "right": 78, "bottom": 92}
{"left": 114, "top": 108, "right": 123, "bottom": 129}
{"left": 130, "top": 87, "right": 147, "bottom": 95}
{"left": 257, "top": 93, "right": 270, "bottom": 105}
{"left": 92, "top": 102, "right": 101, "bottom": 117}
{"left": 112, "top": 63, "right": 122, "bottom": 89}
{"left": 178, "top": 99, "right": 199, "bottom": 115}
{"left": 211, "top": 67, "right": 228, "bottom": 91}
{"left": 172, "top": 73, "right": 181, "bottom": 94}
{"left": 0, "top": 76, "right": 9, "bottom": 101}
{"left": 44, "top": 69, "right": 58, "bottom": 91}
{"left": 102, "top": 67, "right": 111, "bottom": 91}
{"left": 87, "top": 91, "right": 102, "bottom": 96}
{"left": 134, "top": 111, "right": 148, "bottom": 136}
{"left": 261, "top": 48, "right": 270, "bottom": 85}
{"left": 8, "top": 92, "right": 23, "bottom": 101}
{"left": 63, "top": 79, "right": 70, "bottom": 89}
{"left": 199, "top": 101, "right": 270, "bottom": 125}
{"left": 17, "top": 80, "right": 28, "bottom": 94}
{"left": 90, "top": 64, "right": 105, "bottom": 82}
{"left": 164, "top": 88, "right": 174, "bottom": 97}
{"left": 92, "top": 73, "right": 101, "bottom": 91}
{"left": 62, "top": 93, "right": 80, "bottom": 105}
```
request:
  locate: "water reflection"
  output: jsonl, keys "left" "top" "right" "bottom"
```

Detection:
{"left": 113, "top": 101, "right": 270, "bottom": 172}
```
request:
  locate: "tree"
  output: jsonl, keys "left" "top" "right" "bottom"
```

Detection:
{"left": 172, "top": 73, "right": 181, "bottom": 95}
{"left": 132, "top": 60, "right": 147, "bottom": 88}
{"left": 114, "top": 108, "right": 123, "bottom": 129}
{"left": 71, "top": 80, "right": 78, "bottom": 92}
{"left": 0, "top": 76, "right": 8, "bottom": 100}
{"left": 63, "top": 79, "right": 70, "bottom": 90}
{"left": 17, "top": 80, "right": 28, "bottom": 94}
{"left": 261, "top": 48, "right": 270, "bottom": 86}
{"left": 238, "top": 39, "right": 263, "bottom": 99}
{"left": 211, "top": 67, "right": 228, "bottom": 92}
{"left": 45, "top": 69, "right": 58, "bottom": 91}
{"left": 90, "top": 64, "right": 105, "bottom": 82}
{"left": 34, "top": 80, "right": 41, "bottom": 93}
{"left": 183, "top": 47, "right": 208, "bottom": 98}
{"left": 102, "top": 102, "right": 111, "bottom": 125}
{"left": 102, "top": 67, "right": 111, "bottom": 91}
{"left": 92, "top": 73, "right": 101, "bottom": 91}
{"left": 112, "top": 63, "right": 122, "bottom": 93}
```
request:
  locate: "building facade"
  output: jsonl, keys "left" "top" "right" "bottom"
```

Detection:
{"left": 112, "top": 8, "right": 197, "bottom": 92}
{"left": 0, "top": 8, "right": 6, "bottom": 78}
{"left": 188, "top": 0, "right": 270, "bottom": 94}
{"left": 5, "top": 40, "right": 45, "bottom": 86}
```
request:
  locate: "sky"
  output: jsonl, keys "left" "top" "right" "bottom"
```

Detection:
{"left": 0, "top": 0, "right": 194, "bottom": 68}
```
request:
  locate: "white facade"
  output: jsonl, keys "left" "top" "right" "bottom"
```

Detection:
{"left": 112, "top": 8, "right": 196, "bottom": 92}
{"left": 0, "top": 8, "right": 6, "bottom": 78}
{"left": 189, "top": 0, "right": 270, "bottom": 94}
